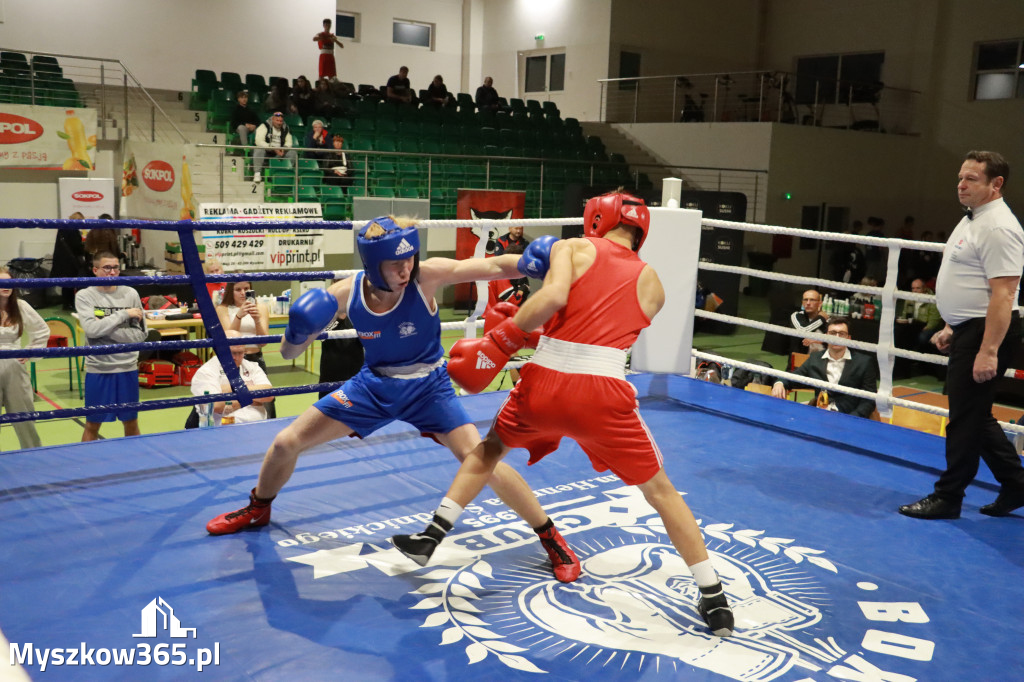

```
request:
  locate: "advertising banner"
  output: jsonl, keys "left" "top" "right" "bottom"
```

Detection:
{"left": 0, "top": 105, "right": 98, "bottom": 170}
{"left": 120, "top": 141, "right": 195, "bottom": 220}
{"left": 57, "top": 177, "right": 116, "bottom": 218}
{"left": 453, "top": 189, "right": 525, "bottom": 308}
{"left": 197, "top": 202, "right": 324, "bottom": 271}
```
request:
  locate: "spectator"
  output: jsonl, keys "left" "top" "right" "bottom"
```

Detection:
{"left": 251, "top": 112, "right": 297, "bottom": 183}
{"left": 475, "top": 76, "right": 501, "bottom": 112}
{"left": 313, "top": 18, "right": 344, "bottom": 81}
{"left": 84, "top": 227, "right": 120, "bottom": 261}
{"left": 304, "top": 119, "right": 331, "bottom": 160}
{"left": 790, "top": 289, "right": 829, "bottom": 354}
{"left": 51, "top": 213, "right": 87, "bottom": 310}
{"left": 914, "top": 230, "right": 941, "bottom": 283}
{"left": 386, "top": 66, "right": 413, "bottom": 105}
{"left": 864, "top": 216, "right": 887, "bottom": 282}
{"left": 77, "top": 251, "right": 147, "bottom": 442}
{"left": 426, "top": 74, "right": 452, "bottom": 107}
{"left": 203, "top": 257, "right": 225, "bottom": 305}
{"left": 291, "top": 75, "right": 316, "bottom": 121}
{"left": 901, "top": 150, "right": 1024, "bottom": 519}
{"left": 829, "top": 220, "right": 865, "bottom": 284}
{"left": 313, "top": 77, "right": 343, "bottom": 118}
{"left": 895, "top": 278, "right": 943, "bottom": 349}
{"left": 230, "top": 89, "right": 261, "bottom": 147}
{"left": 191, "top": 330, "right": 274, "bottom": 424}
{"left": 215, "top": 280, "right": 270, "bottom": 372}
{"left": 322, "top": 134, "right": 351, "bottom": 188}
{"left": 264, "top": 78, "right": 292, "bottom": 115}
{"left": 0, "top": 267, "right": 49, "bottom": 449}
{"left": 770, "top": 316, "right": 877, "bottom": 418}
{"left": 494, "top": 224, "right": 529, "bottom": 255}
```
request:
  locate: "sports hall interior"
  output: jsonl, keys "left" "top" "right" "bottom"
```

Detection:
{"left": 1, "top": 0, "right": 1024, "bottom": 449}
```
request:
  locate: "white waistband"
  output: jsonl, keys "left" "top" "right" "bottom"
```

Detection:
{"left": 372, "top": 357, "right": 445, "bottom": 379}
{"left": 530, "top": 336, "right": 627, "bottom": 379}
{"left": 320, "top": 48, "right": 333, "bottom": 54}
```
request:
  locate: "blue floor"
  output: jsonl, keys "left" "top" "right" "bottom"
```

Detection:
{"left": 1, "top": 376, "right": 1022, "bottom": 681}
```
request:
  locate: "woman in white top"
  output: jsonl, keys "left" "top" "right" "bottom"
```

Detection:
{"left": 215, "top": 280, "right": 274, "bottom": 417}
{"left": 0, "top": 268, "right": 50, "bottom": 448}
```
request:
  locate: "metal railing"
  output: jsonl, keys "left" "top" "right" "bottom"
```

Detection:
{"left": 187, "top": 143, "right": 654, "bottom": 219}
{"left": 599, "top": 71, "right": 919, "bottom": 135}
{"left": 0, "top": 47, "right": 186, "bottom": 143}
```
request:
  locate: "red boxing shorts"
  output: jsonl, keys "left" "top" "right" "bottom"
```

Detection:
{"left": 492, "top": 363, "right": 663, "bottom": 485}
{"left": 319, "top": 54, "right": 336, "bottom": 79}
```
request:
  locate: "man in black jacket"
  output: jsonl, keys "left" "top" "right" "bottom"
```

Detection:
{"left": 230, "top": 90, "right": 262, "bottom": 146}
{"left": 770, "top": 316, "right": 877, "bottom": 418}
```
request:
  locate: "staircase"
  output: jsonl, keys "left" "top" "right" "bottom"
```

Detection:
{"left": 579, "top": 121, "right": 675, "bottom": 190}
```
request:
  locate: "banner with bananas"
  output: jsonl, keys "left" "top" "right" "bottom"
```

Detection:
{"left": 0, "top": 105, "right": 97, "bottom": 169}
{"left": 120, "top": 141, "right": 196, "bottom": 220}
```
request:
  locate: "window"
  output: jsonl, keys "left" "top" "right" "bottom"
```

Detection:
{"left": 524, "top": 52, "right": 566, "bottom": 93}
{"left": 618, "top": 51, "right": 640, "bottom": 91}
{"left": 393, "top": 20, "right": 433, "bottom": 49}
{"left": 795, "top": 52, "right": 884, "bottom": 105}
{"left": 335, "top": 12, "right": 357, "bottom": 40}
{"left": 972, "top": 39, "right": 1024, "bottom": 100}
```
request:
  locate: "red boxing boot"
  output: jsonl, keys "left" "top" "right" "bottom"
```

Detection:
{"left": 536, "top": 522, "right": 581, "bottom": 583}
{"left": 206, "top": 488, "right": 274, "bottom": 535}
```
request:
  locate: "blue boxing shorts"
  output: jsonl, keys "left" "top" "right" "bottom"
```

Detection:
{"left": 313, "top": 364, "right": 472, "bottom": 438}
{"left": 84, "top": 371, "right": 140, "bottom": 422}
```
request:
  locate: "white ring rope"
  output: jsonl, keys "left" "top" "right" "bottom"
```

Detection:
{"left": 702, "top": 217, "right": 945, "bottom": 252}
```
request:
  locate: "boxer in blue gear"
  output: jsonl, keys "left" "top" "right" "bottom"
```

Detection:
{"left": 206, "top": 216, "right": 581, "bottom": 582}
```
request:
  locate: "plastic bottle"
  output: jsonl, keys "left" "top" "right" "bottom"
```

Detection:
{"left": 198, "top": 391, "right": 213, "bottom": 428}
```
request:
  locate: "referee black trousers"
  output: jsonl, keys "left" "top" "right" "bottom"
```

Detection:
{"left": 935, "top": 313, "right": 1024, "bottom": 499}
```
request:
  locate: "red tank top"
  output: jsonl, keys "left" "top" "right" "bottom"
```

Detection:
{"left": 545, "top": 237, "right": 650, "bottom": 349}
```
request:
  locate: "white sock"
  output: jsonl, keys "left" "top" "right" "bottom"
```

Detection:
{"left": 689, "top": 559, "right": 720, "bottom": 588}
{"left": 434, "top": 497, "right": 464, "bottom": 526}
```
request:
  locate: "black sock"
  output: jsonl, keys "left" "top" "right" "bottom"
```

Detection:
{"left": 421, "top": 514, "right": 453, "bottom": 542}
{"left": 533, "top": 517, "right": 553, "bottom": 534}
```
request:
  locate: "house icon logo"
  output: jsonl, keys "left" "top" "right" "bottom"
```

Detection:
{"left": 132, "top": 597, "right": 197, "bottom": 639}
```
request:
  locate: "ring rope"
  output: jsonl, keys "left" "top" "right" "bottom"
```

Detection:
{"left": 702, "top": 217, "right": 945, "bottom": 252}
{"left": 692, "top": 350, "right": 1024, "bottom": 436}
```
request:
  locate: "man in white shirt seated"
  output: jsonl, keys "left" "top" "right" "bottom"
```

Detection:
{"left": 191, "top": 331, "right": 274, "bottom": 424}
{"left": 770, "top": 316, "right": 877, "bottom": 418}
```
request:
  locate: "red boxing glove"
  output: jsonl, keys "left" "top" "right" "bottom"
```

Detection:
{"left": 449, "top": 318, "right": 530, "bottom": 394}
{"left": 484, "top": 301, "right": 542, "bottom": 349}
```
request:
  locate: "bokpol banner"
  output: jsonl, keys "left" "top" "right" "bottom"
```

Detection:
{"left": 58, "top": 177, "right": 116, "bottom": 218}
{"left": 198, "top": 202, "right": 324, "bottom": 271}
{"left": 0, "top": 105, "right": 98, "bottom": 170}
{"left": 453, "top": 189, "right": 525, "bottom": 309}
{"left": 120, "top": 141, "right": 196, "bottom": 220}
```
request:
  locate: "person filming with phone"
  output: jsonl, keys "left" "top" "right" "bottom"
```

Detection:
{"left": 215, "top": 280, "right": 274, "bottom": 417}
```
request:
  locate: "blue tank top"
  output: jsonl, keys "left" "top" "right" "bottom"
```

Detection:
{"left": 346, "top": 272, "right": 443, "bottom": 369}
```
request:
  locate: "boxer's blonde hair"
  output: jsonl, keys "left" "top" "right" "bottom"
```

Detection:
{"left": 364, "top": 215, "right": 417, "bottom": 238}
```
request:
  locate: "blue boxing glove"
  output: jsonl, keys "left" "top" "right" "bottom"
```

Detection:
{"left": 517, "top": 235, "right": 558, "bottom": 279}
{"left": 284, "top": 288, "right": 338, "bottom": 344}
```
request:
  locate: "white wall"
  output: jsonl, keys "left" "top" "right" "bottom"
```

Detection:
{"left": 477, "top": 0, "right": 612, "bottom": 121}
{"left": 0, "top": 0, "right": 464, "bottom": 94}
{"left": 617, "top": 122, "right": 772, "bottom": 171}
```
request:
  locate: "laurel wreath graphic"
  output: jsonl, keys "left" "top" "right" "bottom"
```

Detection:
{"left": 410, "top": 560, "right": 548, "bottom": 673}
{"left": 410, "top": 520, "right": 837, "bottom": 673}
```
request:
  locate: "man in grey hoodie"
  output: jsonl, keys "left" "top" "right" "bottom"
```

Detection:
{"left": 76, "top": 251, "right": 148, "bottom": 441}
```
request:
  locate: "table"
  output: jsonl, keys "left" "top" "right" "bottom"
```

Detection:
{"left": 892, "top": 386, "right": 1021, "bottom": 424}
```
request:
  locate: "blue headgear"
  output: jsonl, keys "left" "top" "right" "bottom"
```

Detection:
{"left": 357, "top": 216, "right": 421, "bottom": 291}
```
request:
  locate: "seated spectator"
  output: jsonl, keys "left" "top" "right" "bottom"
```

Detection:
{"left": 475, "top": 76, "right": 501, "bottom": 112}
{"left": 770, "top": 317, "right": 877, "bottom": 418}
{"left": 230, "top": 89, "right": 261, "bottom": 146}
{"left": 313, "top": 77, "right": 343, "bottom": 118}
{"left": 426, "top": 74, "right": 452, "bottom": 107}
{"left": 386, "top": 66, "right": 413, "bottom": 105}
{"left": 322, "top": 134, "right": 351, "bottom": 188}
{"left": 791, "top": 289, "right": 829, "bottom": 354}
{"left": 264, "top": 78, "right": 292, "bottom": 114}
{"left": 191, "top": 330, "right": 274, "bottom": 425}
{"left": 204, "top": 257, "right": 225, "bottom": 305}
{"left": 304, "top": 119, "right": 331, "bottom": 160}
{"left": 292, "top": 75, "right": 316, "bottom": 121}
{"left": 895, "top": 277, "right": 943, "bottom": 351}
{"left": 850, "top": 276, "right": 877, "bottom": 304}
{"left": 252, "top": 112, "right": 297, "bottom": 183}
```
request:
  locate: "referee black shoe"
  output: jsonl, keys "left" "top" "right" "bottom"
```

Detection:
{"left": 979, "top": 488, "right": 1024, "bottom": 517}
{"left": 898, "top": 493, "right": 961, "bottom": 520}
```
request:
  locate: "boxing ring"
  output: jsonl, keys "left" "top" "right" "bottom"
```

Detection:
{"left": 1, "top": 215, "right": 1023, "bottom": 681}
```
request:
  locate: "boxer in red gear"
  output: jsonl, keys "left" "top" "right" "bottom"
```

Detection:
{"left": 393, "top": 191, "right": 735, "bottom": 636}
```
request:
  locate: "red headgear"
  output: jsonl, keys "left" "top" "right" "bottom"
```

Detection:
{"left": 583, "top": 192, "right": 650, "bottom": 251}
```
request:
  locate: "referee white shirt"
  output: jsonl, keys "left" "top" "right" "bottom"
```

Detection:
{"left": 935, "top": 197, "right": 1024, "bottom": 326}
